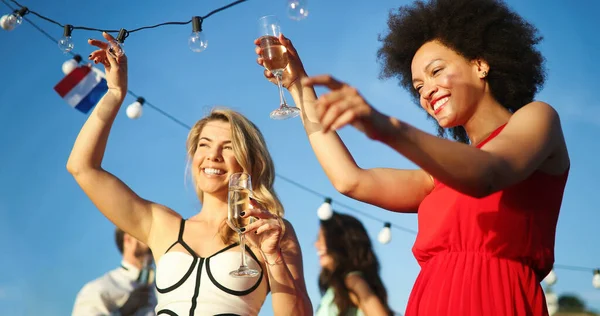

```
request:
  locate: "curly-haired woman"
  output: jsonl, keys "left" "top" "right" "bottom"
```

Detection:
{"left": 253, "top": 0, "right": 569, "bottom": 315}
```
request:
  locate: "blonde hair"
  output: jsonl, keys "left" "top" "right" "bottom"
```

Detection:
{"left": 186, "top": 107, "right": 284, "bottom": 243}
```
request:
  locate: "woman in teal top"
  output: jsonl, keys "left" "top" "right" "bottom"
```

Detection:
{"left": 315, "top": 212, "right": 393, "bottom": 316}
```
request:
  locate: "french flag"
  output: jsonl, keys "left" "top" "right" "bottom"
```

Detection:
{"left": 54, "top": 65, "right": 108, "bottom": 114}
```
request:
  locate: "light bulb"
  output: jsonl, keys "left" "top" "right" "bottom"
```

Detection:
{"left": 317, "top": 197, "right": 333, "bottom": 220}
{"left": 287, "top": 0, "right": 309, "bottom": 21}
{"left": 545, "top": 290, "right": 558, "bottom": 316}
{"left": 189, "top": 32, "right": 208, "bottom": 52}
{"left": 378, "top": 222, "right": 392, "bottom": 244}
{"left": 108, "top": 41, "right": 125, "bottom": 58}
{"left": 0, "top": 14, "right": 17, "bottom": 31}
{"left": 126, "top": 97, "right": 144, "bottom": 119}
{"left": 0, "top": 7, "right": 27, "bottom": 31}
{"left": 543, "top": 269, "right": 557, "bottom": 286}
{"left": 62, "top": 55, "right": 82, "bottom": 75}
{"left": 58, "top": 37, "right": 74, "bottom": 53}
{"left": 189, "top": 16, "right": 208, "bottom": 53}
{"left": 58, "top": 25, "right": 74, "bottom": 53}
{"left": 593, "top": 269, "right": 600, "bottom": 289}
{"left": 108, "top": 29, "right": 127, "bottom": 59}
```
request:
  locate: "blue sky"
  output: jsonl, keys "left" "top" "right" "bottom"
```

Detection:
{"left": 0, "top": 0, "right": 598, "bottom": 315}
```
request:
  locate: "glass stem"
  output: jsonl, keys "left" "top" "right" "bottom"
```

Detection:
{"left": 275, "top": 73, "right": 288, "bottom": 107}
{"left": 239, "top": 233, "right": 248, "bottom": 269}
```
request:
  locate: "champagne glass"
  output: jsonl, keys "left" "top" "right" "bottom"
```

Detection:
{"left": 138, "top": 254, "right": 154, "bottom": 285}
{"left": 258, "top": 15, "right": 301, "bottom": 120}
{"left": 227, "top": 172, "right": 260, "bottom": 278}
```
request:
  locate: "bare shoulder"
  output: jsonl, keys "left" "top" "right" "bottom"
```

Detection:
{"left": 511, "top": 101, "right": 560, "bottom": 123}
{"left": 504, "top": 101, "right": 570, "bottom": 174}
{"left": 494, "top": 100, "right": 564, "bottom": 145}
{"left": 344, "top": 273, "right": 365, "bottom": 287}
{"left": 344, "top": 273, "right": 371, "bottom": 294}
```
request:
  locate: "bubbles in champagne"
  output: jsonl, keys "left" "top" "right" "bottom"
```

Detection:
{"left": 259, "top": 36, "right": 289, "bottom": 72}
{"left": 228, "top": 186, "right": 251, "bottom": 233}
{"left": 287, "top": 0, "right": 309, "bottom": 21}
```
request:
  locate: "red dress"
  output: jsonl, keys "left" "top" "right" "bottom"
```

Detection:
{"left": 405, "top": 125, "right": 569, "bottom": 316}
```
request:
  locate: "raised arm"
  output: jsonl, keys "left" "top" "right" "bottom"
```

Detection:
{"left": 66, "top": 32, "right": 172, "bottom": 246}
{"left": 254, "top": 35, "right": 433, "bottom": 213}
{"left": 268, "top": 220, "right": 313, "bottom": 316}
{"left": 296, "top": 76, "right": 570, "bottom": 198}
{"left": 376, "top": 101, "right": 570, "bottom": 197}
{"left": 288, "top": 75, "right": 433, "bottom": 213}
{"left": 243, "top": 203, "right": 312, "bottom": 316}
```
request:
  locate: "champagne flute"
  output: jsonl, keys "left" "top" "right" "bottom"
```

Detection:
{"left": 227, "top": 172, "right": 260, "bottom": 278}
{"left": 258, "top": 15, "right": 301, "bottom": 120}
{"left": 138, "top": 253, "right": 154, "bottom": 285}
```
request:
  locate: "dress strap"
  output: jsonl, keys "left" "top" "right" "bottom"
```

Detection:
{"left": 475, "top": 123, "right": 507, "bottom": 148}
{"left": 178, "top": 218, "right": 186, "bottom": 242}
{"left": 164, "top": 218, "right": 187, "bottom": 254}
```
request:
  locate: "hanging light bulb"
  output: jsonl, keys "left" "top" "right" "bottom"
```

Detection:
{"left": 317, "top": 197, "right": 333, "bottom": 220}
{"left": 0, "top": 7, "right": 28, "bottom": 31}
{"left": 593, "top": 269, "right": 600, "bottom": 289}
{"left": 62, "top": 54, "right": 82, "bottom": 75}
{"left": 543, "top": 269, "right": 557, "bottom": 286}
{"left": 58, "top": 24, "right": 74, "bottom": 53}
{"left": 188, "top": 16, "right": 208, "bottom": 53}
{"left": 545, "top": 288, "right": 558, "bottom": 316}
{"left": 287, "top": 0, "right": 309, "bottom": 21}
{"left": 108, "top": 28, "right": 127, "bottom": 59}
{"left": 126, "top": 97, "right": 144, "bottom": 119}
{"left": 377, "top": 222, "right": 392, "bottom": 244}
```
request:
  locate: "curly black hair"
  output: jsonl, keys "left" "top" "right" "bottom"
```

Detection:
{"left": 377, "top": 0, "right": 546, "bottom": 143}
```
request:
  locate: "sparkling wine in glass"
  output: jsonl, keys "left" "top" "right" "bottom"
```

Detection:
{"left": 258, "top": 15, "right": 300, "bottom": 120}
{"left": 227, "top": 172, "right": 259, "bottom": 278}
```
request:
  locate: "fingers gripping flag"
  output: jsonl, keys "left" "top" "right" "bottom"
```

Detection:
{"left": 54, "top": 65, "right": 108, "bottom": 114}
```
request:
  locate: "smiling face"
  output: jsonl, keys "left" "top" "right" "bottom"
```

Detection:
{"left": 314, "top": 227, "right": 335, "bottom": 271}
{"left": 190, "top": 120, "right": 243, "bottom": 199}
{"left": 411, "top": 40, "right": 490, "bottom": 128}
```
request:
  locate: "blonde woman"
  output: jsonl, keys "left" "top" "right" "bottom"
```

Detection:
{"left": 67, "top": 32, "right": 312, "bottom": 316}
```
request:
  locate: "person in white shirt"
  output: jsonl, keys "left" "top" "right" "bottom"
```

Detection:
{"left": 72, "top": 227, "right": 157, "bottom": 316}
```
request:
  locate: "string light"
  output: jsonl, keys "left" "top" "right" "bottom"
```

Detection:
{"left": 377, "top": 222, "right": 392, "bottom": 244}
{"left": 0, "top": 6, "right": 26, "bottom": 31}
{"left": 287, "top": 0, "right": 308, "bottom": 21}
{"left": 317, "top": 197, "right": 333, "bottom": 220}
{"left": 62, "top": 54, "right": 82, "bottom": 75}
{"left": 0, "top": 0, "right": 249, "bottom": 53}
{"left": 126, "top": 97, "right": 145, "bottom": 119}
{"left": 58, "top": 24, "right": 74, "bottom": 53}
{"left": 545, "top": 288, "right": 559, "bottom": 316}
{"left": 188, "top": 16, "right": 207, "bottom": 53}
{"left": 544, "top": 269, "right": 558, "bottom": 286}
{"left": 593, "top": 269, "right": 600, "bottom": 289}
{"left": 1, "top": 0, "right": 597, "bottom": 288}
{"left": 107, "top": 28, "right": 127, "bottom": 58}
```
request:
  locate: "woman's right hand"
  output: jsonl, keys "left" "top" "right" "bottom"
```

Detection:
{"left": 88, "top": 32, "right": 128, "bottom": 99}
{"left": 254, "top": 34, "right": 307, "bottom": 90}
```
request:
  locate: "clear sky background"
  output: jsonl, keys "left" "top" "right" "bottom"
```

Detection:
{"left": 0, "top": 0, "right": 598, "bottom": 315}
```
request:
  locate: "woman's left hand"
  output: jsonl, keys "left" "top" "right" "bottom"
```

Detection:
{"left": 301, "top": 75, "right": 389, "bottom": 140}
{"left": 242, "top": 198, "right": 283, "bottom": 257}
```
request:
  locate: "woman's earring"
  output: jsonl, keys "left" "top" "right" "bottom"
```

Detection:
{"left": 481, "top": 71, "right": 488, "bottom": 78}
